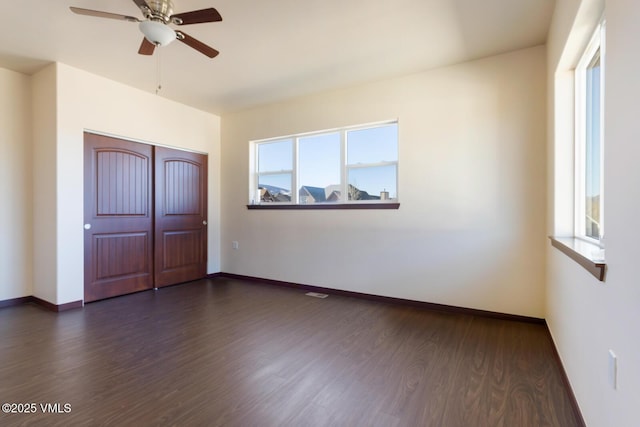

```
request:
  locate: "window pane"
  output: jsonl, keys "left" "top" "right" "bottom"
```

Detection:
{"left": 347, "top": 164, "right": 397, "bottom": 201}
{"left": 585, "top": 51, "right": 601, "bottom": 239}
{"left": 298, "top": 133, "right": 341, "bottom": 203}
{"left": 258, "top": 139, "right": 292, "bottom": 172}
{"left": 258, "top": 173, "right": 292, "bottom": 203}
{"left": 347, "top": 124, "right": 398, "bottom": 165}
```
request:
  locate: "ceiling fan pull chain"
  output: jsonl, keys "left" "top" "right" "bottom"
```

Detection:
{"left": 156, "top": 47, "right": 162, "bottom": 95}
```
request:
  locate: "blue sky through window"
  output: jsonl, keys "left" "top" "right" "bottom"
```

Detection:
{"left": 299, "top": 133, "right": 340, "bottom": 188}
{"left": 347, "top": 124, "right": 398, "bottom": 164}
{"left": 585, "top": 55, "right": 600, "bottom": 198}
{"left": 258, "top": 139, "right": 292, "bottom": 173}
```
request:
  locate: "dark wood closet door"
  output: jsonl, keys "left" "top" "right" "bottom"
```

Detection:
{"left": 84, "top": 133, "right": 154, "bottom": 302}
{"left": 154, "top": 146, "right": 208, "bottom": 287}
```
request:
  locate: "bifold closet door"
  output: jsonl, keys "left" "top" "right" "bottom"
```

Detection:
{"left": 154, "top": 146, "right": 208, "bottom": 287}
{"left": 84, "top": 133, "right": 154, "bottom": 302}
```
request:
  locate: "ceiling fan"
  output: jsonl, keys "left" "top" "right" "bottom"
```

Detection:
{"left": 70, "top": 0, "right": 222, "bottom": 58}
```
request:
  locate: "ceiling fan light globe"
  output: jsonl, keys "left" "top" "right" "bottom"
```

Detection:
{"left": 139, "top": 20, "right": 176, "bottom": 46}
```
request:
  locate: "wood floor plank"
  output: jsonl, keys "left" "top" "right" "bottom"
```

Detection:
{"left": 0, "top": 278, "right": 581, "bottom": 426}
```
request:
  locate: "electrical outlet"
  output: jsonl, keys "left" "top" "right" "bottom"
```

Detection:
{"left": 232, "top": 241, "right": 239, "bottom": 250}
{"left": 608, "top": 349, "right": 617, "bottom": 390}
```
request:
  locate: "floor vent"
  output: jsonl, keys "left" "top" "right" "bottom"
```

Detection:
{"left": 305, "top": 292, "right": 329, "bottom": 299}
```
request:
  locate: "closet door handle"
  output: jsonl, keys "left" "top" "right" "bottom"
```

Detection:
{"left": 84, "top": 224, "right": 92, "bottom": 230}
{"left": 203, "top": 221, "right": 208, "bottom": 225}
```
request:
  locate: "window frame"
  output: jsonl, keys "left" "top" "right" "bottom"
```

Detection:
{"left": 249, "top": 120, "right": 399, "bottom": 209}
{"left": 574, "top": 20, "right": 606, "bottom": 246}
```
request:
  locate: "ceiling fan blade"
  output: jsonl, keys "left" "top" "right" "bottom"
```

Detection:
{"left": 176, "top": 31, "right": 219, "bottom": 58}
{"left": 171, "top": 8, "right": 222, "bottom": 25}
{"left": 69, "top": 7, "right": 140, "bottom": 22}
{"left": 138, "top": 38, "right": 156, "bottom": 55}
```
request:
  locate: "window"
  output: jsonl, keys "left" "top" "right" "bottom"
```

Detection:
{"left": 346, "top": 126, "right": 398, "bottom": 202}
{"left": 251, "top": 121, "right": 398, "bottom": 207}
{"left": 256, "top": 139, "right": 293, "bottom": 202}
{"left": 575, "top": 21, "right": 605, "bottom": 243}
{"left": 298, "top": 133, "right": 341, "bottom": 203}
{"left": 549, "top": 18, "right": 607, "bottom": 282}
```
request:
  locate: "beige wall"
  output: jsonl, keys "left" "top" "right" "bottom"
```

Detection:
{"left": 0, "top": 68, "right": 33, "bottom": 300}
{"left": 31, "top": 64, "right": 58, "bottom": 303}
{"left": 547, "top": 0, "right": 640, "bottom": 425}
{"left": 221, "top": 46, "right": 547, "bottom": 317}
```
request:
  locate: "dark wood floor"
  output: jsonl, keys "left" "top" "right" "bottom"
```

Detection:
{"left": 0, "top": 278, "right": 581, "bottom": 426}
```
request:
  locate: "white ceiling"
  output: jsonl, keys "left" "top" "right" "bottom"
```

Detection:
{"left": 0, "top": 0, "right": 554, "bottom": 115}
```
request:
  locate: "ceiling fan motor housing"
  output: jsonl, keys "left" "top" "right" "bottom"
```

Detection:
{"left": 144, "top": 0, "right": 174, "bottom": 23}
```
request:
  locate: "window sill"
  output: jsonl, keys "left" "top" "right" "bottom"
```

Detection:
{"left": 247, "top": 203, "right": 400, "bottom": 210}
{"left": 549, "top": 236, "right": 606, "bottom": 281}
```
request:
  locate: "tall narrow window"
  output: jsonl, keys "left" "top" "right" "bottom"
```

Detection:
{"left": 346, "top": 124, "right": 398, "bottom": 201}
{"left": 298, "top": 133, "right": 341, "bottom": 204}
{"left": 256, "top": 139, "right": 293, "bottom": 203}
{"left": 575, "top": 21, "right": 605, "bottom": 242}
